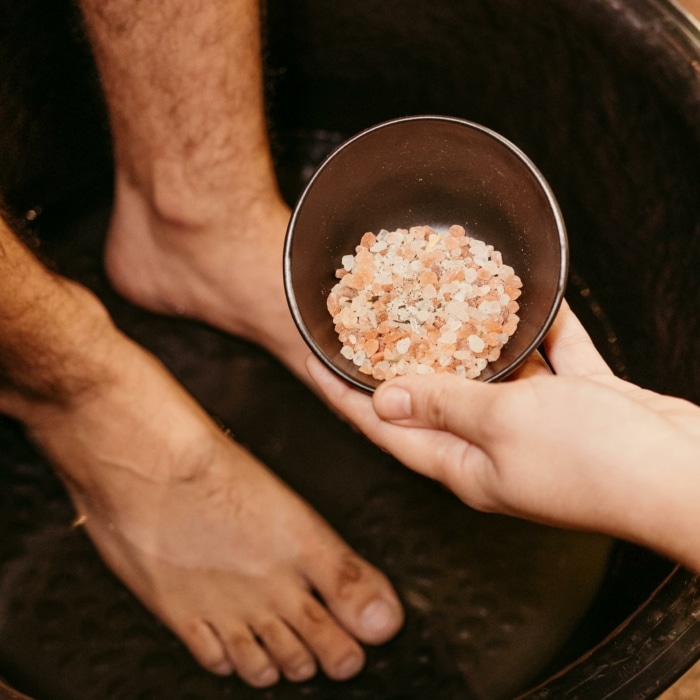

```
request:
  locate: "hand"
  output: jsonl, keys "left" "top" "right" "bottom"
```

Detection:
{"left": 307, "top": 300, "right": 700, "bottom": 572}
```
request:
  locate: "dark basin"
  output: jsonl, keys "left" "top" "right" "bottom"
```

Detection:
{"left": 0, "top": 0, "right": 698, "bottom": 698}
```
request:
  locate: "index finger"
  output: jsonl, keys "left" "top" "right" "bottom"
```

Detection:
{"left": 543, "top": 299, "right": 613, "bottom": 377}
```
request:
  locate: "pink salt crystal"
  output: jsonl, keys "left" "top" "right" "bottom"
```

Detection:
{"left": 364, "top": 338, "right": 380, "bottom": 357}
{"left": 360, "top": 231, "right": 377, "bottom": 248}
{"left": 328, "top": 224, "right": 522, "bottom": 381}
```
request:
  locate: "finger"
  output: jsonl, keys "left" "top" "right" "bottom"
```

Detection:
{"left": 306, "top": 356, "right": 377, "bottom": 430}
{"left": 373, "top": 373, "right": 506, "bottom": 448}
{"left": 544, "top": 299, "right": 612, "bottom": 377}
{"left": 510, "top": 349, "right": 552, "bottom": 381}
{"left": 309, "top": 355, "right": 513, "bottom": 456}
{"left": 307, "top": 355, "right": 425, "bottom": 444}
{"left": 307, "top": 356, "right": 473, "bottom": 480}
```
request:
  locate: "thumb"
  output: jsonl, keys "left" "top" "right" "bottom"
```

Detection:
{"left": 373, "top": 374, "right": 507, "bottom": 448}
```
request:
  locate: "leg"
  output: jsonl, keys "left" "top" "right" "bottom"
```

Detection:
{"left": 0, "top": 216, "right": 403, "bottom": 686}
{"left": 79, "top": 0, "right": 309, "bottom": 378}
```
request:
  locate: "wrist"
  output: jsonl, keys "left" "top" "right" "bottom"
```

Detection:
{"left": 591, "top": 439, "right": 700, "bottom": 571}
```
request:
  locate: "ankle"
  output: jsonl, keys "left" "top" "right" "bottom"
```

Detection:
{"left": 113, "top": 158, "right": 285, "bottom": 236}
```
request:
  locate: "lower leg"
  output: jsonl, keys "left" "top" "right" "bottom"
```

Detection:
{"left": 0, "top": 216, "right": 403, "bottom": 686}
{"left": 78, "top": 0, "right": 307, "bottom": 377}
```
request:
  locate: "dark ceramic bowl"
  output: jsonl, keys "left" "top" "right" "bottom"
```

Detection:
{"left": 284, "top": 115, "right": 568, "bottom": 393}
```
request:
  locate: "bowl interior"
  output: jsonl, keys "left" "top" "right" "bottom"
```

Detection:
{"left": 284, "top": 116, "right": 568, "bottom": 391}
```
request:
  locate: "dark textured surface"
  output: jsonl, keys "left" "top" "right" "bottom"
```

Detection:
{"left": 0, "top": 0, "right": 699, "bottom": 698}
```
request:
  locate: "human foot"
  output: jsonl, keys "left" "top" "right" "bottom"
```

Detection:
{"left": 80, "top": 0, "right": 312, "bottom": 382}
{"left": 104, "top": 176, "right": 312, "bottom": 381}
{"left": 3, "top": 301, "right": 403, "bottom": 687}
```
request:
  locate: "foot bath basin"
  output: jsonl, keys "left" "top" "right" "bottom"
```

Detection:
{"left": 0, "top": 0, "right": 698, "bottom": 698}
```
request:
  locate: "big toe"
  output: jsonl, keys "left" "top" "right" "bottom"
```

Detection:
{"left": 312, "top": 549, "right": 404, "bottom": 646}
{"left": 357, "top": 597, "right": 404, "bottom": 643}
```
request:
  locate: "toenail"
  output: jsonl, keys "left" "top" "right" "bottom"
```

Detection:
{"left": 255, "top": 666, "right": 280, "bottom": 687}
{"left": 360, "top": 599, "right": 396, "bottom": 637}
{"left": 289, "top": 662, "right": 316, "bottom": 681}
{"left": 335, "top": 653, "right": 363, "bottom": 680}
{"left": 211, "top": 660, "right": 234, "bottom": 676}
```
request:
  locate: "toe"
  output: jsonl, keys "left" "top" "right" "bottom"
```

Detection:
{"left": 309, "top": 549, "right": 405, "bottom": 645}
{"left": 178, "top": 617, "right": 233, "bottom": 676}
{"left": 252, "top": 616, "right": 317, "bottom": 682}
{"left": 222, "top": 624, "right": 281, "bottom": 688}
{"left": 283, "top": 592, "right": 366, "bottom": 681}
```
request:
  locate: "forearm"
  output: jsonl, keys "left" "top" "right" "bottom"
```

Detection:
{"left": 609, "top": 439, "right": 700, "bottom": 572}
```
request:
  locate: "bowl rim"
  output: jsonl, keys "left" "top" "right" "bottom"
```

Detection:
{"left": 283, "top": 114, "right": 569, "bottom": 392}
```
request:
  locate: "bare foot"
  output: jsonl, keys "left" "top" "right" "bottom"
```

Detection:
{"left": 104, "top": 175, "right": 310, "bottom": 381}
{"left": 5, "top": 299, "right": 403, "bottom": 687}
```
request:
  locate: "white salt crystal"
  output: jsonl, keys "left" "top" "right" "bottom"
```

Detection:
{"left": 352, "top": 350, "right": 367, "bottom": 366}
{"left": 385, "top": 229, "right": 403, "bottom": 244}
{"left": 464, "top": 268, "right": 478, "bottom": 283}
{"left": 468, "top": 335, "right": 485, "bottom": 353}
{"left": 416, "top": 308, "right": 432, "bottom": 323}
{"left": 478, "top": 300, "right": 502, "bottom": 315}
{"left": 396, "top": 337, "right": 412, "bottom": 355}
{"left": 423, "top": 284, "right": 437, "bottom": 299}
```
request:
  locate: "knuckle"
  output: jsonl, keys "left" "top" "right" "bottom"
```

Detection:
{"left": 227, "top": 631, "right": 256, "bottom": 654}
{"left": 301, "top": 597, "right": 329, "bottom": 626}
{"left": 423, "top": 378, "right": 457, "bottom": 430}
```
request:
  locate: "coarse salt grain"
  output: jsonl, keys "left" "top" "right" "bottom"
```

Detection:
{"left": 327, "top": 224, "right": 523, "bottom": 380}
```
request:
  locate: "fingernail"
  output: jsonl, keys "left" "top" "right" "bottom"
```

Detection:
{"left": 375, "top": 385, "right": 412, "bottom": 420}
{"left": 360, "top": 599, "right": 397, "bottom": 637}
